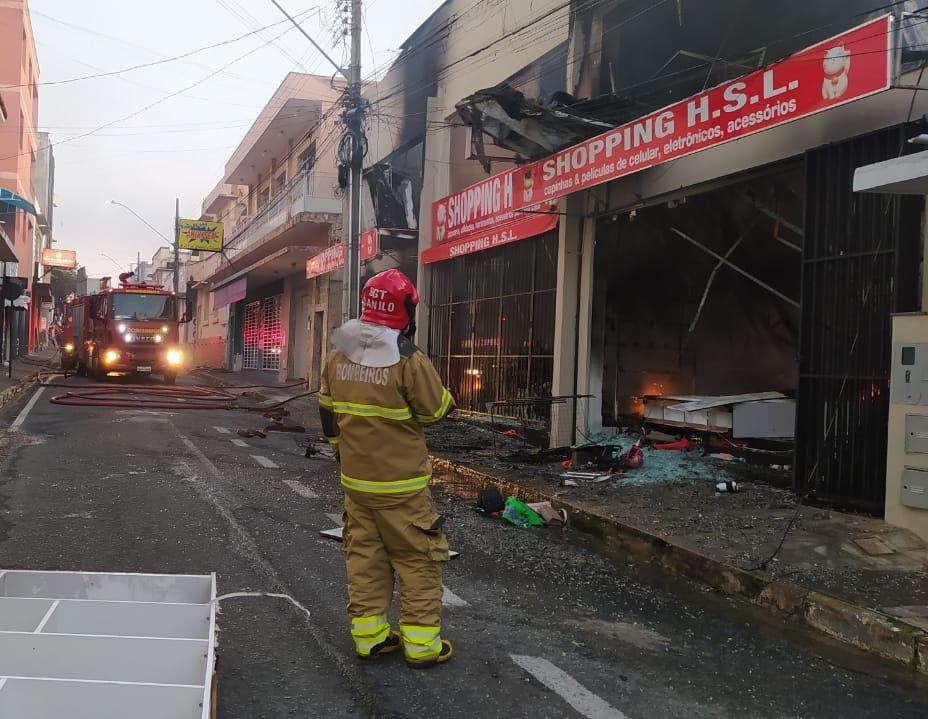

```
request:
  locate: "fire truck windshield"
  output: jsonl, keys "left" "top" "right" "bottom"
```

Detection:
{"left": 112, "top": 293, "right": 175, "bottom": 321}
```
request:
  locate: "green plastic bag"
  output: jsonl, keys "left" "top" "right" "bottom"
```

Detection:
{"left": 501, "top": 496, "right": 546, "bottom": 528}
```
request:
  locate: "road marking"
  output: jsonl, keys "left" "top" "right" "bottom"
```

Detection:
{"left": 230, "top": 438, "right": 249, "bottom": 448}
{"left": 442, "top": 586, "right": 468, "bottom": 607}
{"left": 34, "top": 600, "right": 60, "bottom": 633}
{"left": 10, "top": 387, "right": 45, "bottom": 431}
{"left": 170, "top": 431, "right": 387, "bottom": 710}
{"left": 284, "top": 480, "right": 319, "bottom": 499}
{"left": 325, "top": 512, "right": 343, "bottom": 525}
{"left": 214, "top": 426, "right": 231, "bottom": 434}
{"left": 252, "top": 455, "right": 278, "bottom": 469}
{"left": 509, "top": 655, "right": 627, "bottom": 719}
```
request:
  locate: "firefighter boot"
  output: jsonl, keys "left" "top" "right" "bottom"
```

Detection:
{"left": 400, "top": 625, "right": 454, "bottom": 669}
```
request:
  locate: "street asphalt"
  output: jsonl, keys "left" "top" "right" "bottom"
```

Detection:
{"left": 0, "top": 373, "right": 927, "bottom": 718}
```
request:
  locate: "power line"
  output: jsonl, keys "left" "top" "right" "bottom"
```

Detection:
{"left": 0, "top": 23, "right": 301, "bottom": 164}
{"left": 8, "top": 9, "right": 318, "bottom": 90}
{"left": 216, "top": 0, "right": 312, "bottom": 69}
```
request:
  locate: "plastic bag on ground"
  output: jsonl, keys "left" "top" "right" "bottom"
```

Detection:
{"left": 501, "top": 496, "right": 546, "bottom": 528}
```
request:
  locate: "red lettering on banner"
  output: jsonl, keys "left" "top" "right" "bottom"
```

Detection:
{"left": 429, "top": 15, "right": 892, "bottom": 258}
{"left": 306, "top": 245, "right": 345, "bottom": 278}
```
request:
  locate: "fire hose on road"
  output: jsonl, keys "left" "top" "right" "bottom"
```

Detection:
{"left": 37, "top": 374, "right": 316, "bottom": 415}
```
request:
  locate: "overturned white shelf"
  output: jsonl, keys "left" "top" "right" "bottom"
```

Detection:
{"left": 0, "top": 569, "right": 216, "bottom": 719}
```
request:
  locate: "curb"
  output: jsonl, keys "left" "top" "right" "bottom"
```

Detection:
{"left": 0, "top": 364, "right": 52, "bottom": 411}
{"left": 430, "top": 456, "right": 928, "bottom": 675}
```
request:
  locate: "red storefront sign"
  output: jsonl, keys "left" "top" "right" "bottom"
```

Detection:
{"left": 430, "top": 15, "right": 891, "bottom": 256}
{"left": 360, "top": 229, "right": 379, "bottom": 261}
{"left": 306, "top": 244, "right": 345, "bottom": 278}
{"left": 422, "top": 202, "right": 558, "bottom": 263}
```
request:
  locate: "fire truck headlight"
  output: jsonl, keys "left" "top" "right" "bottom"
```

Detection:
{"left": 161, "top": 325, "right": 169, "bottom": 333}
{"left": 166, "top": 349, "right": 183, "bottom": 366}
{"left": 63, "top": 342, "right": 74, "bottom": 353}
{"left": 117, "top": 323, "right": 127, "bottom": 333}
{"left": 154, "top": 335, "right": 163, "bottom": 343}
{"left": 103, "top": 349, "right": 120, "bottom": 366}
{"left": 124, "top": 333, "right": 134, "bottom": 343}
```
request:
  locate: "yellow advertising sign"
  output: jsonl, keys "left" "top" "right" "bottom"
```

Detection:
{"left": 178, "top": 218, "right": 223, "bottom": 252}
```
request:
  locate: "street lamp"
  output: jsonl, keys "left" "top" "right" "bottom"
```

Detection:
{"left": 106, "top": 200, "right": 171, "bottom": 244}
{"left": 99, "top": 252, "right": 139, "bottom": 277}
{"left": 106, "top": 199, "right": 178, "bottom": 294}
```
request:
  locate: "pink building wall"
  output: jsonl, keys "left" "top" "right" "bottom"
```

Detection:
{"left": 0, "top": 0, "right": 39, "bottom": 280}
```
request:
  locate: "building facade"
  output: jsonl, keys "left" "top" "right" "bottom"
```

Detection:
{"left": 0, "top": 0, "right": 41, "bottom": 356}
{"left": 185, "top": 73, "right": 343, "bottom": 384}
{"left": 351, "top": 0, "right": 928, "bottom": 521}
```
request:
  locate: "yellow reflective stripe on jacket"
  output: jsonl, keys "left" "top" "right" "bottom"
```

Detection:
{"left": 341, "top": 473, "right": 430, "bottom": 494}
{"left": 332, "top": 400, "right": 412, "bottom": 421}
{"left": 415, "top": 388, "right": 453, "bottom": 424}
{"left": 318, "top": 393, "right": 334, "bottom": 408}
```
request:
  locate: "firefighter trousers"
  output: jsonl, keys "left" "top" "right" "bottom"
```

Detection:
{"left": 343, "top": 488, "right": 449, "bottom": 657}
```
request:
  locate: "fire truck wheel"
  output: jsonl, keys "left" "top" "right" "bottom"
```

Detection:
{"left": 163, "top": 373, "right": 177, "bottom": 386}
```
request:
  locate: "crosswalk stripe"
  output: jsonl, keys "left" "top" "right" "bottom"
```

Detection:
{"left": 231, "top": 438, "right": 249, "bottom": 448}
{"left": 251, "top": 455, "right": 279, "bottom": 469}
{"left": 213, "top": 426, "right": 231, "bottom": 434}
{"left": 284, "top": 480, "right": 319, "bottom": 499}
{"left": 510, "top": 655, "right": 627, "bottom": 719}
{"left": 442, "top": 586, "right": 468, "bottom": 607}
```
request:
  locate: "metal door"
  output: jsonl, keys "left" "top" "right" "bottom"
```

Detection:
{"left": 242, "top": 301, "right": 261, "bottom": 370}
{"left": 261, "top": 295, "right": 282, "bottom": 371}
{"left": 797, "top": 125, "right": 923, "bottom": 513}
{"left": 289, "top": 293, "right": 310, "bottom": 380}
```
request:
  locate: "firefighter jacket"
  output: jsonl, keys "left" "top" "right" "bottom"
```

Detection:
{"left": 319, "top": 320, "right": 454, "bottom": 503}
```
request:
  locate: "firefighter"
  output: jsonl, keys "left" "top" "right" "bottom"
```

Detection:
{"left": 319, "top": 269, "right": 455, "bottom": 668}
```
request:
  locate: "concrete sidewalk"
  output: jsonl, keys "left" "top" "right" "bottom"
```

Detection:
{"left": 0, "top": 347, "right": 59, "bottom": 408}
{"left": 427, "top": 420, "right": 928, "bottom": 675}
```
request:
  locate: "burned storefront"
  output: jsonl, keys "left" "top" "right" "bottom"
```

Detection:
{"left": 424, "top": 8, "right": 928, "bottom": 513}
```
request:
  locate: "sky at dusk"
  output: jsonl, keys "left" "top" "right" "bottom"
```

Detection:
{"left": 27, "top": 0, "right": 443, "bottom": 277}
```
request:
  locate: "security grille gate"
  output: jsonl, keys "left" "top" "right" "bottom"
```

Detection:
{"left": 261, "top": 295, "right": 282, "bottom": 371}
{"left": 796, "top": 125, "right": 923, "bottom": 514}
{"left": 243, "top": 301, "right": 261, "bottom": 370}
{"left": 242, "top": 296, "right": 283, "bottom": 371}
{"left": 428, "top": 232, "right": 558, "bottom": 420}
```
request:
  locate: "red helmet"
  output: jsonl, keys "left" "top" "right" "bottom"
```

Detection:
{"left": 360, "top": 269, "right": 419, "bottom": 330}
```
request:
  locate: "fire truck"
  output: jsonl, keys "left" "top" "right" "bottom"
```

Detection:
{"left": 60, "top": 274, "right": 191, "bottom": 384}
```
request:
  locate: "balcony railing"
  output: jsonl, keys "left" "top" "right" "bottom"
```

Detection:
{"left": 192, "top": 170, "right": 341, "bottom": 281}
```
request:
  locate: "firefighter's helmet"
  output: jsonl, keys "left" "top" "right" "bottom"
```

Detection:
{"left": 360, "top": 269, "right": 419, "bottom": 330}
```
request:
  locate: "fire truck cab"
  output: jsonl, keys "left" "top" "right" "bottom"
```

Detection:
{"left": 60, "top": 277, "right": 192, "bottom": 384}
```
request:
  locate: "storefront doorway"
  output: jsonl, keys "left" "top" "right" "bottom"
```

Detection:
{"left": 428, "top": 231, "right": 558, "bottom": 419}
{"left": 242, "top": 295, "right": 283, "bottom": 372}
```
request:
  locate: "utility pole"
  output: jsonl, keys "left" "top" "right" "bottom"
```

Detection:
{"left": 173, "top": 197, "right": 180, "bottom": 296}
{"left": 270, "top": 0, "right": 364, "bottom": 319}
{"left": 346, "top": 0, "right": 363, "bottom": 319}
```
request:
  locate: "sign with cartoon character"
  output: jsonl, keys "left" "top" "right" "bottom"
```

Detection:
{"left": 177, "top": 219, "right": 224, "bottom": 252}
{"left": 430, "top": 15, "right": 892, "bottom": 256}
{"left": 822, "top": 46, "right": 851, "bottom": 100}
